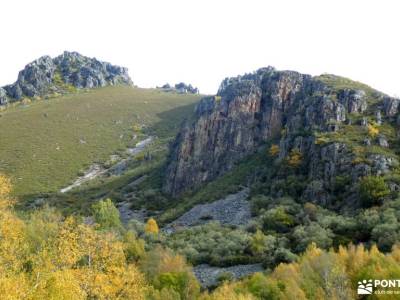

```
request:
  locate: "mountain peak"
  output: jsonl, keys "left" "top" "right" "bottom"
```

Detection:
{"left": 1, "top": 51, "right": 132, "bottom": 104}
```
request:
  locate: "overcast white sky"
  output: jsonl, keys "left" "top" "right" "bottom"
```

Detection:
{"left": 1, "top": 0, "right": 399, "bottom": 96}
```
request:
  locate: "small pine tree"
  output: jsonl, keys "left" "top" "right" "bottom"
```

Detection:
{"left": 145, "top": 218, "right": 159, "bottom": 234}
{"left": 92, "top": 198, "right": 122, "bottom": 230}
{"left": 250, "top": 230, "right": 267, "bottom": 256}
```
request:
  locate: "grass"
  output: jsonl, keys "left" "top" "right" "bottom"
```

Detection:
{"left": 0, "top": 85, "right": 201, "bottom": 200}
{"left": 314, "top": 74, "right": 384, "bottom": 109}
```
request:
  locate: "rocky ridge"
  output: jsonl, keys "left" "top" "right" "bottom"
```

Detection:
{"left": 1, "top": 51, "right": 132, "bottom": 104}
{"left": 164, "top": 67, "right": 400, "bottom": 208}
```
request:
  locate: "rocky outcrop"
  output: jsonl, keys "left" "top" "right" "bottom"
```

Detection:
{"left": 384, "top": 97, "right": 400, "bottom": 117}
{"left": 53, "top": 51, "right": 132, "bottom": 89}
{"left": 0, "top": 88, "right": 8, "bottom": 105}
{"left": 164, "top": 67, "right": 399, "bottom": 199}
{"left": 338, "top": 89, "right": 367, "bottom": 113}
{"left": 159, "top": 82, "right": 199, "bottom": 94}
{"left": 2, "top": 51, "right": 132, "bottom": 102}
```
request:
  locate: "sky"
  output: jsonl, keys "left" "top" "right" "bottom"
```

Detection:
{"left": 1, "top": 0, "right": 399, "bottom": 96}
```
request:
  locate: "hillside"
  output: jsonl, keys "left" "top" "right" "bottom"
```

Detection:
{"left": 2, "top": 63, "right": 400, "bottom": 299}
{"left": 0, "top": 85, "right": 201, "bottom": 200}
{"left": 144, "top": 67, "right": 400, "bottom": 272}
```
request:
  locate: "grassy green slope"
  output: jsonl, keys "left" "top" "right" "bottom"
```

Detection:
{"left": 0, "top": 86, "right": 201, "bottom": 199}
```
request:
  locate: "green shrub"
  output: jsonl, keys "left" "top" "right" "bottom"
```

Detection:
{"left": 262, "top": 207, "right": 294, "bottom": 233}
{"left": 292, "top": 223, "right": 333, "bottom": 252}
{"left": 359, "top": 176, "right": 390, "bottom": 207}
{"left": 216, "top": 271, "right": 234, "bottom": 284}
{"left": 91, "top": 198, "right": 122, "bottom": 230}
{"left": 154, "top": 272, "right": 199, "bottom": 300}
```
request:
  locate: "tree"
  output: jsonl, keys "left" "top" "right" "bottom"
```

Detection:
{"left": 292, "top": 223, "right": 333, "bottom": 252}
{"left": 262, "top": 207, "right": 294, "bottom": 233}
{"left": 269, "top": 144, "right": 280, "bottom": 156}
{"left": 124, "top": 231, "right": 146, "bottom": 263}
{"left": 92, "top": 198, "right": 122, "bottom": 230}
{"left": 250, "top": 230, "right": 267, "bottom": 256}
{"left": 142, "top": 247, "right": 199, "bottom": 299}
{"left": 367, "top": 124, "right": 379, "bottom": 137}
{"left": 359, "top": 176, "right": 390, "bottom": 207}
{"left": 145, "top": 218, "right": 159, "bottom": 234}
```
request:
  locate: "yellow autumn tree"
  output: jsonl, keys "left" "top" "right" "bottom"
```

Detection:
{"left": 202, "top": 284, "right": 256, "bottom": 300}
{"left": 367, "top": 123, "right": 379, "bottom": 137}
{"left": 269, "top": 144, "right": 280, "bottom": 156}
{"left": 0, "top": 173, "right": 149, "bottom": 299}
{"left": 145, "top": 218, "right": 159, "bottom": 234}
{"left": 287, "top": 149, "right": 302, "bottom": 168}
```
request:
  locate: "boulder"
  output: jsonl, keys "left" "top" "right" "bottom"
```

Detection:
{"left": 376, "top": 110, "right": 382, "bottom": 125}
{"left": 384, "top": 97, "right": 400, "bottom": 117}
{"left": 378, "top": 135, "right": 389, "bottom": 148}
{"left": 338, "top": 89, "right": 367, "bottom": 113}
{"left": 0, "top": 88, "right": 7, "bottom": 105}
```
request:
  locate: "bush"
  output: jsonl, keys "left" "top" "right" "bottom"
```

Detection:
{"left": 262, "top": 207, "right": 294, "bottom": 233}
{"left": 216, "top": 271, "right": 234, "bottom": 284}
{"left": 165, "top": 222, "right": 251, "bottom": 266}
{"left": 292, "top": 223, "right": 333, "bottom": 253}
{"left": 359, "top": 176, "right": 390, "bottom": 207}
{"left": 91, "top": 198, "right": 122, "bottom": 230}
{"left": 123, "top": 231, "right": 146, "bottom": 262}
{"left": 371, "top": 222, "right": 400, "bottom": 252}
{"left": 250, "top": 195, "right": 271, "bottom": 215}
{"left": 245, "top": 273, "right": 281, "bottom": 300}
{"left": 154, "top": 272, "right": 199, "bottom": 300}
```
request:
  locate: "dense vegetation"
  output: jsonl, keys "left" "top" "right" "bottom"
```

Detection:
{"left": 2, "top": 174, "right": 400, "bottom": 299}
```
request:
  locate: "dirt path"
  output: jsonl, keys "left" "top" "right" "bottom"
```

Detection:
{"left": 59, "top": 136, "right": 154, "bottom": 193}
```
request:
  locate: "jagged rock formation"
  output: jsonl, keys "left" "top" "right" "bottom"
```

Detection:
{"left": 164, "top": 67, "right": 400, "bottom": 206}
{"left": 159, "top": 82, "right": 199, "bottom": 94}
{"left": 2, "top": 51, "right": 132, "bottom": 102}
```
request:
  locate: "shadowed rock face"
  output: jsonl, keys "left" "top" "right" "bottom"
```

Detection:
{"left": 164, "top": 67, "right": 398, "bottom": 198}
{"left": 2, "top": 51, "right": 132, "bottom": 101}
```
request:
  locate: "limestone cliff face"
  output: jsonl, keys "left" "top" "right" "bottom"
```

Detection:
{"left": 2, "top": 51, "right": 132, "bottom": 102}
{"left": 164, "top": 67, "right": 399, "bottom": 198}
